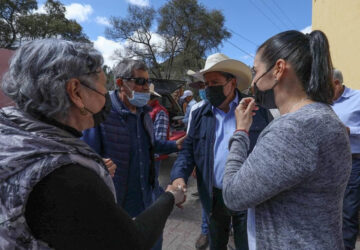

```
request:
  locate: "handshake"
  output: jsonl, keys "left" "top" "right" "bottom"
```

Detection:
{"left": 165, "top": 178, "right": 187, "bottom": 208}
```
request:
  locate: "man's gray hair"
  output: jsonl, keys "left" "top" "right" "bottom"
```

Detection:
{"left": 113, "top": 59, "right": 148, "bottom": 88}
{"left": 2, "top": 39, "right": 103, "bottom": 119}
{"left": 333, "top": 68, "right": 343, "bottom": 84}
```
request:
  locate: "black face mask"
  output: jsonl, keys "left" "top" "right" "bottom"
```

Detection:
{"left": 80, "top": 82, "right": 112, "bottom": 126}
{"left": 90, "top": 92, "right": 112, "bottom": 126}
{"left": 205, "top": 80, "right": 231, "bottom": 107}
{"left": 205, "top": 86, "right": 226, "bottom": 107}
{"left": 253, "top": 82, "right": 278, "bottom": 109}
{"left": 252, "top": 63, "right": 278, "bottom": 109}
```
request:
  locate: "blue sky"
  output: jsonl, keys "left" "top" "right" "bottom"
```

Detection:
{"left": 37, "top": 0, "right": 312, "bottom": 68}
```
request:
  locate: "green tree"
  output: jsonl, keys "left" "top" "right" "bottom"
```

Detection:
{"left": 0, "top": 0, "right": 37, "bottom": 48}
{"left": 0, "top": 0, "right": 89, "bottom": 49}
{"left": 106, "top": 5, "right": 162, "bottom": 77}
{"left": 158, "top": 0, "right": 230, "bottom": 79}
{"left": 103, "top": 65, "right": 116, "bottom": 90}
{"left": 106, "top": 0, "right": 230, "bottom": 79}
{"left": 18, "top": 0, "right": 88, "bottom": 42}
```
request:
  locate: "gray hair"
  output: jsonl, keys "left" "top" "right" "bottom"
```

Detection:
{"left": 2, "top": 39, "right": 103, "bottom": 119}
{"left": 113, "top": 59, "right": 147, "bottom": 88}
{"left": 333, "top": 69, "right": 343, "bottom": 84}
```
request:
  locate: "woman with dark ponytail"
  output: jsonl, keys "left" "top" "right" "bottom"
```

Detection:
{"left": 222, "top": 30, "right": 351, "bottom": 249}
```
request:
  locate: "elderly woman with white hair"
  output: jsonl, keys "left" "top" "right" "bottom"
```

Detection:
{"left": 0, "top": 39, "right": 184, "bottom": 250}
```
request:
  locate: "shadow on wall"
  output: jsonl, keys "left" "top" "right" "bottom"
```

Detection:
{"left": 0, "top": 49, "right": 15, "bottom": 108}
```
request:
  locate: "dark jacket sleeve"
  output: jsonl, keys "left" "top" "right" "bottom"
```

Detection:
{"left": 81, "top": 126, "right": 103, "bottom": 155}
{"left": 170, "top": 126, "right": 196, "bottom": 183}
{"left": 154, "top": 139, "right": 177, "bottom": 155}
{"left": 25, "top": 165, "right": 174, "bottom": 250}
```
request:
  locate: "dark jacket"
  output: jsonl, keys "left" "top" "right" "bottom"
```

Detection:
{"left": 82, "top": 90, "right": 177, "bottom": 208}
{"left": 0, "top": 107, "right": 114, "bottom": 249}
{"left": 170, "top": 90, "right": 271, "bottom": 214}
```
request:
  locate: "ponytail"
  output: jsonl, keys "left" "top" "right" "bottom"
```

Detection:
{"left": 258, "top": 30, "right": 334, "bottom": 104}
{"left": 308, "top": 30, "right": 333, "bottom": 104}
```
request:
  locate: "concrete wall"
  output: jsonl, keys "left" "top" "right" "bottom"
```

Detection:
{"left": 312, "top": 0, "right": 360, "bottom": 89}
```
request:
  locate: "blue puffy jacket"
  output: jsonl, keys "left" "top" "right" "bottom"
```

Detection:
{"left": 82, "top": 90, "right": 177, "bottom": 207}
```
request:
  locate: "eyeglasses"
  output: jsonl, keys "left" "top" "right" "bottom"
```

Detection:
{"left": 122, "top": 77, "right": 151, "bottom": 86}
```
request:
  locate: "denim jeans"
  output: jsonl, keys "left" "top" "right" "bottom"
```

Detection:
{"left": 343, "top": 157, "right": 360, "bottom": 249}
{"left": 208, "top": 188, "right": 248, "bottom": 250}
{"left": 201, "top": 207, "right": 209, "bottom": 235}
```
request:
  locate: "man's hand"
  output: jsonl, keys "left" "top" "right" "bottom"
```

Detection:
{"left": 165, "top": 185, "right": 186, "bottom": 208}
{"left": 176, "top": 136, "right": 186, "bottom": 150}
{"left": 171, "top": 178, "right": 187, "bottom": 208}
{"left": 172, "top": 178, "right": 187, "bottom": 192}
{"left": 103, "top": 158, "right": 117, "bottom": 178}
{"left": 191, "top": 168, "right": 197, "bottom": 179}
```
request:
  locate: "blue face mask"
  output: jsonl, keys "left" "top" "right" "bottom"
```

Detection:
{"left": 199, "top": 89, "right": 207, "bottom": 101}
{"left": 124, "top": 83, "right": 151, "bottom": 107}
{"left": 128, "top": 91, "right": 150, "bottom": 107}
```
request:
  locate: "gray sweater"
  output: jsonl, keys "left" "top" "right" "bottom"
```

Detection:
{"left": 223, "top": 103, "right": 351, "bottom": 250}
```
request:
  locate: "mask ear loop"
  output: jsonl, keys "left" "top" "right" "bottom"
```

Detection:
{"left": 122, "top": 81, "right": 134, "bottom": 99}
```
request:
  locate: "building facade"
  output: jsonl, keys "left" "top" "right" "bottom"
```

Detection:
{"left": 312, "top": 0, "right": 360, "bottom": 89}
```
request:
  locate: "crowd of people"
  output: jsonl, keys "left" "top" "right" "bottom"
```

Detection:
{"left": 0, "top": 29, "right": 358, "bottom": 250}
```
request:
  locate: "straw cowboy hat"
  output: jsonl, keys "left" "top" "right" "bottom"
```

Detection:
{"left": 149, "top": 83, "right": 161, "bottom": 97}
{"left": 188, "top": 53, "right": 252, "bottom": 91}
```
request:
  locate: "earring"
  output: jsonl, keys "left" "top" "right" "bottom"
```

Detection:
{"left": 80, "top": 107, "right": 87, "bottom": 116}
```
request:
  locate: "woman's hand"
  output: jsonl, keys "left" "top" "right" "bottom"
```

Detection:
{"left": 103, "top": 158, "right": 117, "bottom": 177}
{"left": 166, "top": 184, "right": 186, "bottom": 208}
{"left": 235, "top": 97, "right": 259, "bottom": 132}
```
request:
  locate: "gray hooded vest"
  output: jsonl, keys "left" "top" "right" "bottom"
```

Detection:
{"left": 0, "top": 107, "right": 116, "bottom": 249}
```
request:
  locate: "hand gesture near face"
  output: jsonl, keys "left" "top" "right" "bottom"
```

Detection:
{"left": 235, "top": 97, "right": 259, "bottom": 132}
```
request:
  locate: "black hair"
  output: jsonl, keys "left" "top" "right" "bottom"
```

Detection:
{"left": 257, "top": 30, "right": 334, "bottom": 104}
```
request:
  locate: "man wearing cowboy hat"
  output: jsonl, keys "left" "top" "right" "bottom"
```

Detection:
{"left": 171, "top": 53, "right": 272, "bottom": 250}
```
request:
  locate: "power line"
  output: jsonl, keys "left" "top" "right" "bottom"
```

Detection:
{"left": 270, "top": 0, "right": 298, "bottom": 29}
{"left": 227, "top": 27, "right": 259, "bottom": 47}
{"left": 248, "top": 0, "right": 282, "bottom": 31}
{"left": 201, "top": 12, "right": 256, "bottom": 58}
{"left": 259, "top": 0, "right": 292, "bottom": 29}
{"left": 226, "top": 40, "right": 254, "bottom": 58}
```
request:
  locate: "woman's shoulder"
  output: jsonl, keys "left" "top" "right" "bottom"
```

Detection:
{"left": 270, "top": 103, "right": 343, "bottom": 138}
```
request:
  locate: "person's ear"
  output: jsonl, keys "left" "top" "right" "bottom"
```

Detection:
{"left": 116, "top": 78, "right": 123, "bottom": 89}
{"left": 230, "top": 78, "right": 237, "bottom": 88}
{"left": 273, "top": 58, "right": 286, "bottom": 81}
{"left": 333, "top": 79, "right": 341, "bottom": 87}
{"left": 66, "top": 78, "right": 85, "bottom": 109}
